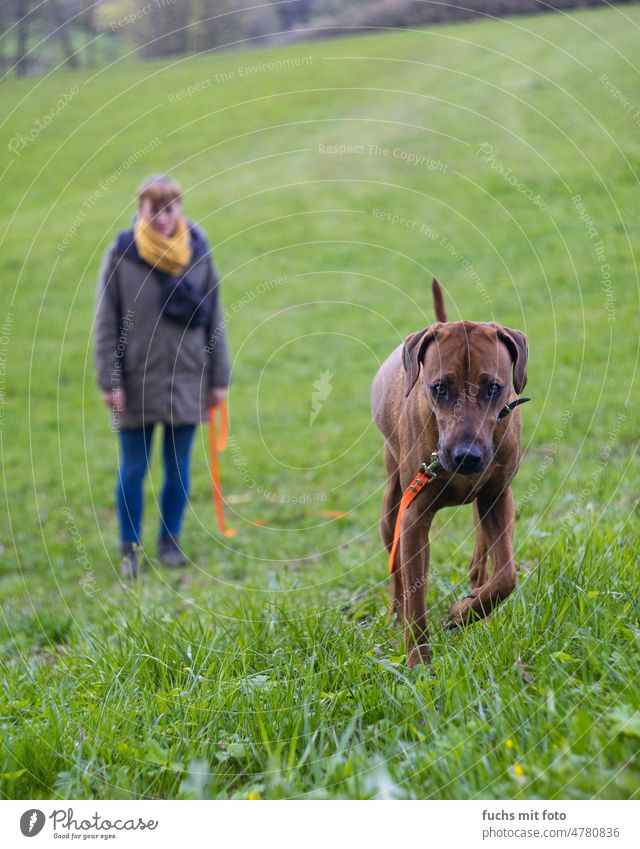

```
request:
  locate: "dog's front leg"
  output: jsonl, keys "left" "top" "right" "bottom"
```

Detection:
{"left": 450, "top": 487, "right": 516, "bottom": 626}
{"left": 468, "top": 499, "right": 489, "bottom": 589}
{"left": 399, "top": 503, "right": 433, "bottom": 667}
{"left": 381, "top": 444, "right": 403, "bottom": 618}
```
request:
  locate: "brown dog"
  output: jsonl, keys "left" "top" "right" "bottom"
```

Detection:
{"left": 371, "top": 280, "right": 529, "bottom": 667}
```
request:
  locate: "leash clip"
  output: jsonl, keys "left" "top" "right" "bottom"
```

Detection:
{"left": 421, "top": 451, "right": 441, "bottom": 480}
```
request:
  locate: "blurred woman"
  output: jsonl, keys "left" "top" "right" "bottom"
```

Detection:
{"left": 94, "top": 175, "right": 230, "bottom": 577}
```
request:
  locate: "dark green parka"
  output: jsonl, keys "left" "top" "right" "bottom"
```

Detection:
{"left": 94, "top": 219, "right": 231, "bottom": 430}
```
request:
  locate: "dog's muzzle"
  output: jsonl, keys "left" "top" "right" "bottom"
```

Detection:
{"left": 451, "top": 443, "right": 483, "bottom": 475}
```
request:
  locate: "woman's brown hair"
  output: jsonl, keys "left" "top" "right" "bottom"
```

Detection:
{"left": 137, "top": 174, "right": 183, "bottom": 213}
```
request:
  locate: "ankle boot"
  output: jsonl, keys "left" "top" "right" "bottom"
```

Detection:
{"left": 157, "top": 534, "right": 187, "bottom": 568}
{"left": 120, "top": 542, "right": 140, "bottom": 579}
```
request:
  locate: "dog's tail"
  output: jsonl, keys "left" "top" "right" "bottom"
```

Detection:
{"left": 432, "top": 278, "right": 447, "bottom": 322}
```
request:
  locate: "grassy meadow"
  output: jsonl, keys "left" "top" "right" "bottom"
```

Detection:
{"left": 0, "top": 5, "right": 638, "bottom": 799}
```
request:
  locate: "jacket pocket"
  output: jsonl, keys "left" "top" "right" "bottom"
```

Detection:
{"left": 175, "top": 326, "right": 207, "bottom": 374}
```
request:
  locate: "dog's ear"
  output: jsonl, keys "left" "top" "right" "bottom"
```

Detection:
{"left": 496, "top": 326, "right": 528, "bottom": 393}
{"left": 402, "top": 325, "right": 440, "bottom": 397}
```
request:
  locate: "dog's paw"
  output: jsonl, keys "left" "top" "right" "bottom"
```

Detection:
{"left": 448, "top": 593, "right": 482, "bottom": 628}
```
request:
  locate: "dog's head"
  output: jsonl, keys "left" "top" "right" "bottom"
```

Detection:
{"left": 402, "top": 320, "right": 528, "bottom": 475}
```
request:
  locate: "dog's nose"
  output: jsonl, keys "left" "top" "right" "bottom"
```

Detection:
{"left": 452, "top": 444, "right": 483, "bottom": 474}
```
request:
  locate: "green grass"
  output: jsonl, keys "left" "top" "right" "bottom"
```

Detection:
{"left": 0, "top": 4, "right": 638, "bottom": 799}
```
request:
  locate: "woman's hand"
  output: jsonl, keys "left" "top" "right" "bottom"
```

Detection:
{"left": 208, "top": 387, "right": 227, "bottom": 408}
{"left": 102, "top": 387, "right": 126, "bottom": 412}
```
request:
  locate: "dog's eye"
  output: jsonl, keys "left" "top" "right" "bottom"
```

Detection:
{"left": 431, "top": 382, "right": 448, "bottom": 399}
{"left": 487, "top": 382, "right": 502, "bottom": 398}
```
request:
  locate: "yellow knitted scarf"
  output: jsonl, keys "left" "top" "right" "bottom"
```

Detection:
{"left": 134, "top": 215, "right": 192, "bottom": 276}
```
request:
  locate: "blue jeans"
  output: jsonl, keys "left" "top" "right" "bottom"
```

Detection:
{"left": 116, "top": 424, "right": 196, "bottom": 545}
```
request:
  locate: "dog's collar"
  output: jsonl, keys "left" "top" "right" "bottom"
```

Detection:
{"left": 498, "top": 396, "right": 531, "bottom": 420}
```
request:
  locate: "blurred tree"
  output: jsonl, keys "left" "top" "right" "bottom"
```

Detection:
{"left": 82, "top": 0, "right": 99, "bottom": 68}
{"left": 132, "top": 0, "right": 190, "bottom": 58}
{"left": 275, "top": 0, "right": 314, "bottom": 30}
{"left": 13, "top": 0, "right": 34, "bottom": 77}
{"left": 189, "top": 0, "right": 230, "bottom": 52}
{"left": 46, "top": 0, "right": 81, "bottom": 70}
{"left": 5, "top": 0, "right": 626, "bottom": 77}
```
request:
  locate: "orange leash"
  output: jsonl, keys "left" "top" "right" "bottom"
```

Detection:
{"left": 388, "top": 452, "right": 440, "bottom": 575}
{"left": 208, "top": 400, "right": 237, "bottom": 538}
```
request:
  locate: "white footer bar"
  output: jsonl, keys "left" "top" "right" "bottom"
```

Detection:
{"left": 1, "top": 799, "right": 637, "bottom": 848}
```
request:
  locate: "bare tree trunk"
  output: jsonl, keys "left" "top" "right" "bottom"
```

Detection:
{"left": 136, "top": 0, "right": 192, "bottom": 58}
{"left": 47, "top": 0, "right": 80, "bottom": 70}
{"left": 0, "top": 3, "right": 6, "bottom": 73}
{"left": 15, "top": 0, "right": 30, "bottom": 77}
{"left": 82, "top": 0, "right": 97, "bottom": 69}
